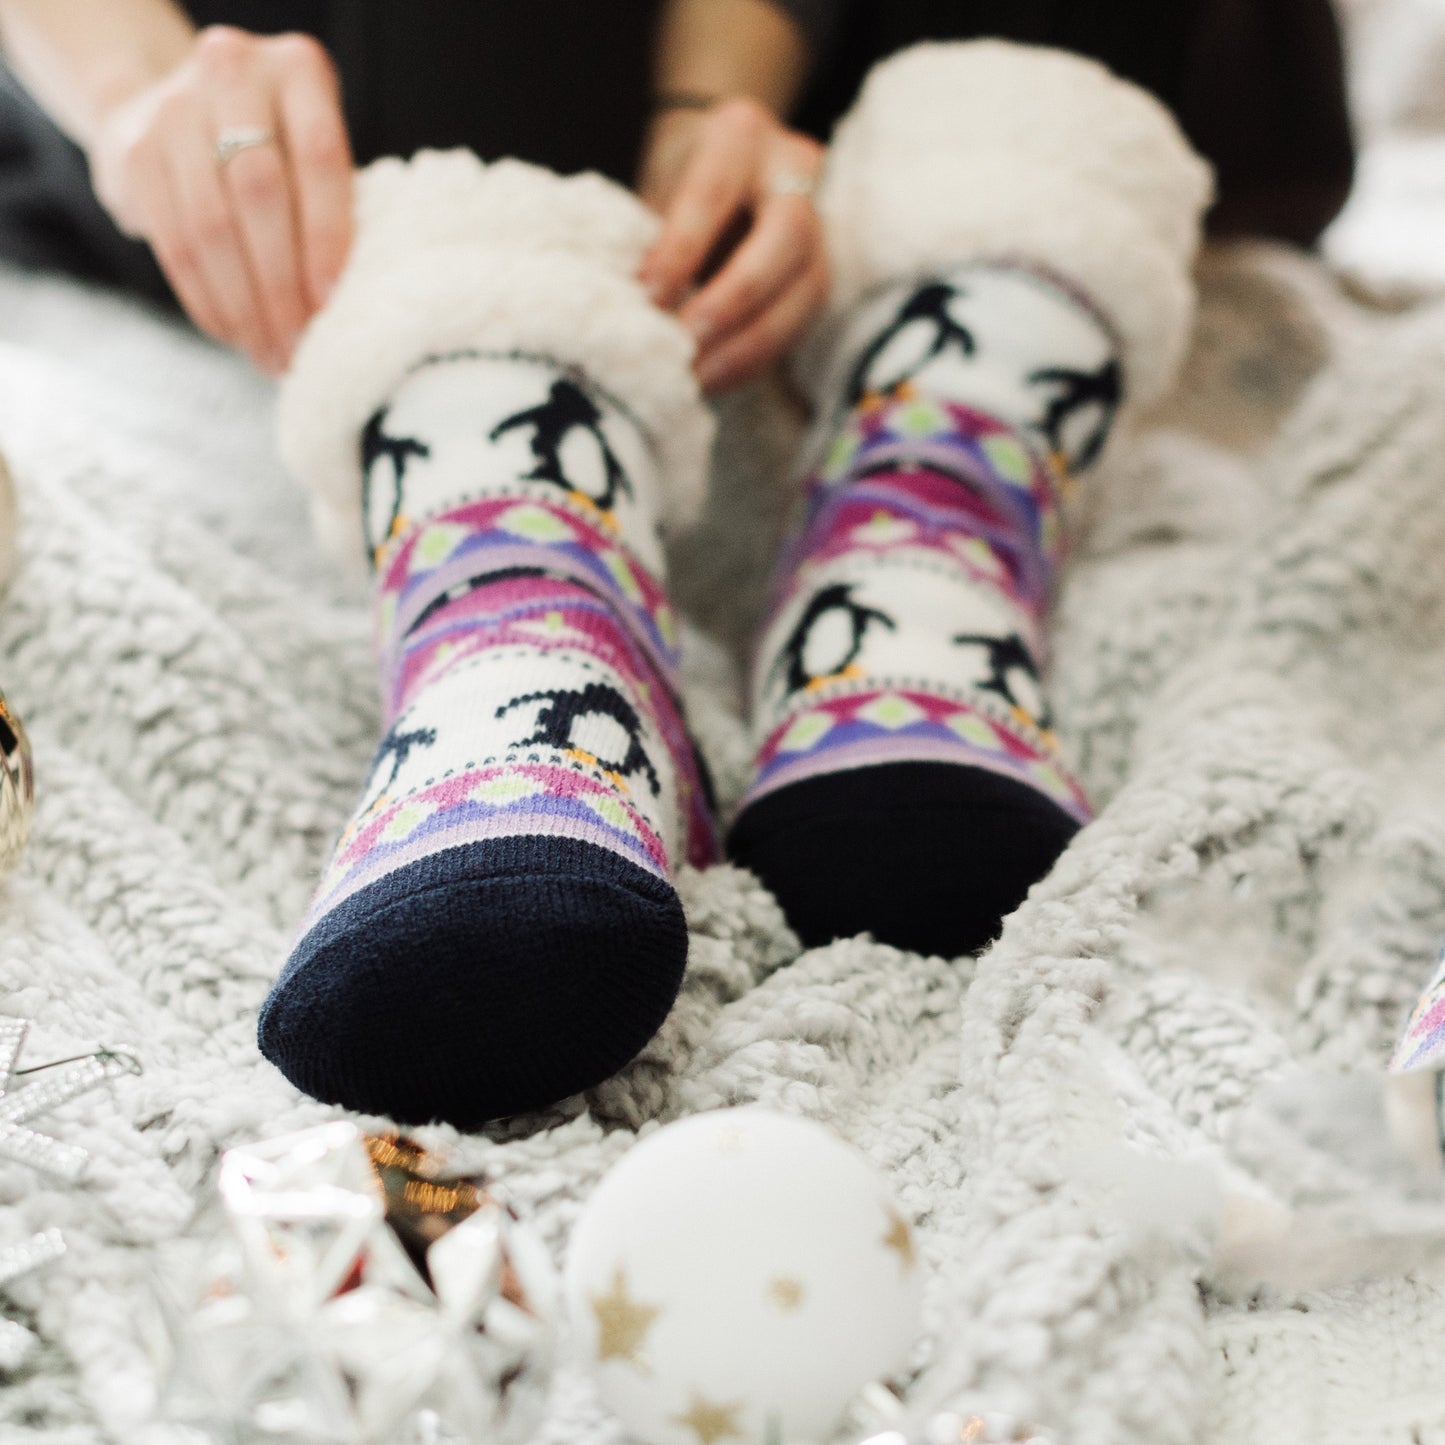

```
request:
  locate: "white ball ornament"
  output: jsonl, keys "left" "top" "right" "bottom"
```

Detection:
{"left": 566, "top": 1108, "right": 924, "bottom": 1445}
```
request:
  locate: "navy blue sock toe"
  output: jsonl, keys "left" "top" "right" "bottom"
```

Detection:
{"left": 727, "top": 762, "right": 1080, "bottom": 959}
{"left": 258, "top": 836, "right": 688, "bottom": 1126}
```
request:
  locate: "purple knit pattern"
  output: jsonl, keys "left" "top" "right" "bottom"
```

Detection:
{"left": 742, "top": 390, "right": 1092, "bottom": 822}
{"left": 305, "top": 491, "right": 716, "bottom": 927}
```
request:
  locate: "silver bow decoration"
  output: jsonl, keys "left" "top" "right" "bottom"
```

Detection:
{"left": 0, "top": 1020, "right": 141, "bottom": 1373}
{"left": 154, "top": 1121, "right": 558, "bottom": 1445}
{"left": 0, "top": 1020, "right": 142, "bottom": 1179}
{"left": 0, "top": 1229, "right": 64, "bottom": 1373}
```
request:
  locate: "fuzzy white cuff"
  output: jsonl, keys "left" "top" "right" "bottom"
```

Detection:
{"left": 279, "top": 152, "right": 714, "bottom": 567}
{"left": 811, "top": 41, "right": 1214, "bottom": 406}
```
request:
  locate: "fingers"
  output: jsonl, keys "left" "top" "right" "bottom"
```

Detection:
{"left": 638, "top": 99, "right": 766, "bottom": 313}
{"left": 217, "top": 137, "right": 306, "bottom": 366}
{"left": 694, "top": 257, "right": 829, "bottom": 394}
{"left": 132, "top": 146, "right": 230, "bottom": 344}
{"left": 204, "top": 47, "right": 307, "bottom": 366}
{"left": 635, "top": 100, "right": 827, "bottom": 389}
{"left": 679, "top": 191, "right": 814, "bottom": 353}
{"left": 86, "top": 26, "right": 355, "bottom": 375}
{"left": 273, "top": 33, "right": 353, "bottom": 311}
{"left": 115, "top": 80, "right": 275, "bottom": 363}
{"left": 166, "top": 117, "right": 282, "bottom": 369}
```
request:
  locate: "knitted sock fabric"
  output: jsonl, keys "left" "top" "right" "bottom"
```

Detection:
{"left": 728, "top": 43, "right": 1212, "bottom": 957}
{"left": 257, "top": 154, "right": 715, "bottom": 1125}
{"left": 730, "top": 264, "right": 1107, "bottom": 956}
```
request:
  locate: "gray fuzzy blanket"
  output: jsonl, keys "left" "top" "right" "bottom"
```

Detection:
{"left": 1, "top": 238, "right": 1444, "bottom": 1445}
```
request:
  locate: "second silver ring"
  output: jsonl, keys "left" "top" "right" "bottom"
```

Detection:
{"left": 215, "top": 125, "right": 275, "bottom": 167}
{"left": 767, "top": 170, "right": 819, "bottom": 201}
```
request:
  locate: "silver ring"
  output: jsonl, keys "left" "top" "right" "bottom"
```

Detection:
{"left": 767, "top": 169, "right": 819, "bottom": 201}
{"left": 215, "top": 125, "right": 275, "bottom": 166}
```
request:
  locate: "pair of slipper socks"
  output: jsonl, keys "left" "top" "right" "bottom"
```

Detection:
{"left": 259, "top": 42, "right": 1212, "bottom": 1125}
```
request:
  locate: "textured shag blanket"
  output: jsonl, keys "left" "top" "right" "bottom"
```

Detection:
{"left": 2, "top": 236, "right": 1445, "bottom": 1445}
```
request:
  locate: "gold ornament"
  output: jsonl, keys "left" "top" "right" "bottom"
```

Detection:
{"left": 0, "top": 448, "right": 15, "bottom": 593}
{"left": 0, "top": 688, "right": 33, "bottom": 884}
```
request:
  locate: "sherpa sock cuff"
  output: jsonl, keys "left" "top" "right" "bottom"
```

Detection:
{"left": 805, "top": 41, "right": 1214, "bottom": 410}
{"left": 279, "top": 152, "right": 715, "bottom": 568}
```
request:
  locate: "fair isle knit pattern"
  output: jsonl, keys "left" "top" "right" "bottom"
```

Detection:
{"left": 301, "top": 356, "right": 716, "bottom": 933}
{"left": 1391, "top": 943, "right": 1445, "bottom": 1074}
{"left": 741, "top": 389, "right": 1091, "bottom": 825}
{"left": 729, "top": 264, "right": 1123, "bottom": 958}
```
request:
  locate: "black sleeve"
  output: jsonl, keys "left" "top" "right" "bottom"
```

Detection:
{"left": 790, "top": 0, "right": 1353, "bottom": 247}
{"left": 765, "top": 0, "right": 844, "bottom": 56}
{"left": 1173, "top": 0, "right": 1355, "bottom": 245}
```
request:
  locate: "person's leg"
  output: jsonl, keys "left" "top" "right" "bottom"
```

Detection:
{"left": 729, "top": 41, "right": 1210, "bottom": 956}
{"left": 258, "top": 152, "right": 715, "bottom": 1124}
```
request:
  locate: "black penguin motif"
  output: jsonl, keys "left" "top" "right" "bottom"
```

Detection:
{"left": 774, "top": 583, "right": 897, "bottom": 696}
{"left": 367, "top": 722, "right": 439, "bottom": 798}
{"left": 846, "top": 282, "right": 975, "bottom": 405}
{"left": 952, "top": 632, "right": 1050, "bottom": 727}
{"left": 496, "top": 682, "right": 659, "bottom": 795}
{"left": 489, "top": 377, "right": 632, "bottom": 512}
{"left": 361, "top": 407, "right": 431, "bottom": 559}
{"left": 1027, "top": 358, "right": 1121, "bottom": 472}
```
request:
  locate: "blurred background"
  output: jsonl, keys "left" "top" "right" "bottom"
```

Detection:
{"left": 0, "top": 0, "right": 1442, "bottom": 309}
{"left": 1327, "top": 0, "right": 1445, "bottom": 298}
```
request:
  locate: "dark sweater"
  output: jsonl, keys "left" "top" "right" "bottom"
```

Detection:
{"left": 0, "top": 0, "right": 1352, "bottom": 301}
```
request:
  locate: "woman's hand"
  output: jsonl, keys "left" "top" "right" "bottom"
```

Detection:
{"left": 638, "top": 97, "right": 828, "bottom": 394}
{"left": 89, "top": 25, "right": 353, "bottom": 375}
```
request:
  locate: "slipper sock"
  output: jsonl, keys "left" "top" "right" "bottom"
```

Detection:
{"left": 725, "top": 42, "right": 1211, "bottom": 957}
{"left": 729, "top": 263, "right": 1116, "bottom": 956}
{"left": 257, "top": 155, "right": 716, "bottom": 1126}
{"left": 260, "top": 353, "right": 714, "bottom": 1124}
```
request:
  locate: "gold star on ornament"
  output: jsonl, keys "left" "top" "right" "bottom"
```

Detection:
{"left": 589, "top": 1266, "right": 660, "bottom": 1366}
{"left": 882, "top": 1205, "right": 917, "bottom": 1272}
{"left": 712, "top": 1126, "right": 747, "bottom": 1153}
{"left": 673, "top": 1392, "right": 745, "bottom": 1445}
{"left": 767, "top": 1276, "right": 804, "bottom": 1310}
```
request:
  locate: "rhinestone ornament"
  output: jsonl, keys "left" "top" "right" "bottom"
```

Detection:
{"left": 0, "top": 1020, "right": 142, "bottom": 1180}
{"left": 0, "top": 1024, "right": 140, "bottom": 1372}
{"left": 155, "top": 1121, "right": 557, "bottom": 1445}
{"left": 0, "top": 1228, "right": 65, "bottom": 1374}
{"left": 0, "top": 687, "right": 33, "bottom": 884}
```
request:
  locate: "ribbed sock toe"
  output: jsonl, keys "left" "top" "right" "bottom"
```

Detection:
{"left": 258, "top": 836, "right": 688, "bottom": 1126}
{"left": 728, "top": 763, "right": 1079, "bottom": 958}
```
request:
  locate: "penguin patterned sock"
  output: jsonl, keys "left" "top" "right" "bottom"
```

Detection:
{"left": 730, "top": 264, "right": 1106, "bottom": 955}
{"left": 258, "top": 154, "right": 715, "bottom": 1124}
{"left": 728, "top": 43, "right": 1211, "bottom": 956}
